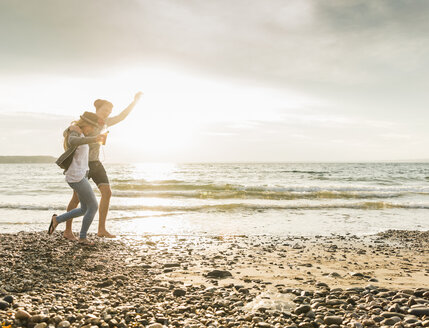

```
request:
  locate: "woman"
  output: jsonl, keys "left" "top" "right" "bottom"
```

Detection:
{"left": 48, "top": 112, "right": 107, "bottom": 244}
{"left": 63, "top": 92, "right": 143, "bottom": 240}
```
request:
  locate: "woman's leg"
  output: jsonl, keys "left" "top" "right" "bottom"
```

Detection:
{"left": 75, "top": 178, "right": 98, "bottom": 239}
{"left": 63, "top": 190, "right": 80, "bottom": 240}
{"left": 56, "top": 180, "right": 89, "bottom": 224}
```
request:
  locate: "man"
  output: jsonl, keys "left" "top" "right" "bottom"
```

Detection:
{"left": 64, "top": 91, "right": 143, "bottom": 240}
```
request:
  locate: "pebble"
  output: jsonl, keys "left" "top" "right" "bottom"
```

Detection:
{"left": 295, "top": 305, "right": 311, "bottom": 315}
{"left": 0, "top": 300, "right": 9, "bottom": 310}
{"left": 409, "top": 307, "right": 429, "bottom": 316}
{"left": 15, "top": 309, "right": 31, "bottom": 320}
{"left": 58, "top": 320, "right": 71, "bottom": 328}
{"left": 3, "top": 295, "right": 13, "bottom": 303}
{"left": 173, "top": 289, "right": 187, "bottom": 297}
{"left": 147, "top": 323, "right": 163, "bottom": 328}
{"left": 324, "top": 316, "right": 343, "bottom": 325}
{"left": 34, "top": 323, "right": 48, "bottom": 328}
{"left": 206, "top": 269, "right": 232, "bottom": 278}
{"left": 0, "top": 231, "right": 428, "bottom": 328}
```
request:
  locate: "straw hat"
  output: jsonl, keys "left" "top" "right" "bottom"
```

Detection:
{"left": 80, "top": 111, "right": 101, "bottom": 127}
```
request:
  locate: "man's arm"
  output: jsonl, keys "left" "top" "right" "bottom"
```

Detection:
{"left": 106, "top": 92, "right": 143, "bottom": 127}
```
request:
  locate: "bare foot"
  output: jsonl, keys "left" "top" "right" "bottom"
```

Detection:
{"left": 97, "top": 230, "right": 116, "bottom": 238}
{"left": 63, "top": 231, "right": 78, "bottom": 241}
{"left": 78, "top": 238, "right": 95, "bottom": 245}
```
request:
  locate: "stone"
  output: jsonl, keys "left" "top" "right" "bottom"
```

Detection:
{"left": 206, "top": 270, "right": 232, "bottom": 278}
{"left": 163, "top": 263, "right": 180, "bottom": 268}
{"left": 362, "top": 319, "right": 375, "bottom": 326}
{"left": 30, "top": 314, "right": 44, "bottom": 323}
{"left": 381, "top": 318, "right": 398, "bottom": 326}
{"left": 15, "top": 309, "right": 31, "bottom": 320}
{"left": 95, "top": 280, "right": 113, "bottom": 288}
{"left": 324, "top": 316, "right": 343, "bottom": 325}
{"left": 257, "top": 323, "right": 273, "bottom": 328}
{"left": 58, "top": 320, "right": 71, "bottom": 328}
{"left": 173, "top": 289, "right": 186, "bottom": 297}
{"left": 147, "top": 324, "right": 163, "bottom": 328}
{"left": 0, "top": 301, "right": 9, "bottom": 310}
{"left": 295, "top": 305, "right": 311, "bottom": 315}
{"left": 409, "top": 308, "right": 429, "bottom": 316}
{"left": 3, "top": 295, "right": 13, "bottom": 303}
{"left": 381, "top": 312, "right": 405, "bottom": 319}
{"left": 34, "top": 324, "right": 48, "bottom": 328}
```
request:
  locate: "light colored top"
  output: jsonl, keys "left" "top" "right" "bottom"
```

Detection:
{"left": 65, "top": 132, "right": 97, "bottom": 183}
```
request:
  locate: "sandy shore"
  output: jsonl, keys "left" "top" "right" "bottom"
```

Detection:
{"left": 1, "top": 230, "right": 428, "bottom": 327}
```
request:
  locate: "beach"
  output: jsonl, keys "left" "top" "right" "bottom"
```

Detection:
{"left": 1, "top": 163, "right": 429, "bottom": 327}
{"left": 1, "top": 230, "right": 428, "bottom": 327}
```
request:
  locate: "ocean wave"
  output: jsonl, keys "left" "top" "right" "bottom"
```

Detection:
{"left": 2, "top": 202, "right": 429, "bottom": 212}
{"left": 112, "top": 189, "right": 408, "bottom": 200}
{"left": 111, "top": 181, "right": 429, "bottom": 194}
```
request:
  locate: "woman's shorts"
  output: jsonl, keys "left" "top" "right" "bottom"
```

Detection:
{"left": 88, "top": 161, "right": 109, "bottom": 186}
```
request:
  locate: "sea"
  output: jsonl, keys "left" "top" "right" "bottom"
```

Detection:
{"left": 1, "top": 162, "right": 428, "bottom": 236}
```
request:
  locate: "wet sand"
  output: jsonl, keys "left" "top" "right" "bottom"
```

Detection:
{"left": 1, "top": 230, "right": 428, "bottom": 327}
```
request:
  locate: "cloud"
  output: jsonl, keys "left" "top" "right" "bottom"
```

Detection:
{"left": 0, "top": 112, "right": 72, "bottom": 156}
{"left": 1, "top": 0, "right": 429, "bottom": 161}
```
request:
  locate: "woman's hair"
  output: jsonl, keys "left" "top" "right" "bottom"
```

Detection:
{"left": 94, "top": 99, "right": 113, "bottom": 111}
{"left": 64, "top": 112, "right": 100, "bottom": 150}
{"left": 71, "top": 118, "right": 87, "bottom": 129}
{"left": 63, "top": 119, "right": 92, "bottom": 150}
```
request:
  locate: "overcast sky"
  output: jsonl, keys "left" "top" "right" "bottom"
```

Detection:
{"left": 1, "top": 0, "right": 428, "bottom": 162}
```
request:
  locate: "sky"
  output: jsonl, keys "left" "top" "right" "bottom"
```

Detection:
{"left": 0, "top": 0, "right": 428, "bottom": 162}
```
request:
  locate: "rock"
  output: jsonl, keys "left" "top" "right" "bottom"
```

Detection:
{"left": 257, "top": 323, "right": 273, "bottom": 328}
{"left": 30, "top": 314, "right": 44, "bottom": 323}
{"left": 0, "top": 301, "right": 9, "bottom": 310}
{"left": 15, "top": 309, "right": 31, "bottom": 320}
{"left": 381, "top": 312, "right": 405, "bottom": 319}
{"left": 95, "top": 280, "right": 113, "bottom": 288}
{"left": 206, "top": 270, "right": 232, "bottom": 278}
{"left": 295, "top": 305, "right": 311, "bottom": 315}
{"left": 324, "top": 316, "right": 343, "bottom": 325}
{"left": 409, "top": 308, "right": 429, "bottom": 316}
{"left": 422, "top": 320, "right": 429, "bottom": 327}
{"left": 173, "top": 289, "right": 186, "bottom": 297}
{"left": 3, "top": 295, "right": 13, "bottom": 303}
{"left": 362, "top": 319, "right": 375, "bottom": 326}
{"left": 381, "top": 318, "right": 398, "bottom": 326}
{"left": 34, "top": 324, "right": 47, "bottom": 328}
{"left": 147, "top": 324, "right": 163, "bottom": 328}
{"left": 163, "top": 263, "right": 180, "bottom": 268}
{"left": 58, "top": 321, "right": 71, "bottom": 328}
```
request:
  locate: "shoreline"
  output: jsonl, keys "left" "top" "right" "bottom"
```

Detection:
{"left": 1, "top": 230, "right": 428, "bottom": 327}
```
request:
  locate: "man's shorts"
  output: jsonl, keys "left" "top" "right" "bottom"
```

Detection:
{"left": 88, "top": 161, "right": 109, "bottom": 186}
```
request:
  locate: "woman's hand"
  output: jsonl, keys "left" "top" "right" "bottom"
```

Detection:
{"left": 134, "top": 91, "right": 143, "bottom": 102}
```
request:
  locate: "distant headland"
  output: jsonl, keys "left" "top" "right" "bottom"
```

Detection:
{"left": 0, "top": 156, "right": 56, "bottom": 163}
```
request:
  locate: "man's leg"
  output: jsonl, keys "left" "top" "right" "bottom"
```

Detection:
{"left": 97, "top": 184, "right": 115, "bottom": 238}
{"left": 63, "top": 190, "right": 79, "bottom": 241}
